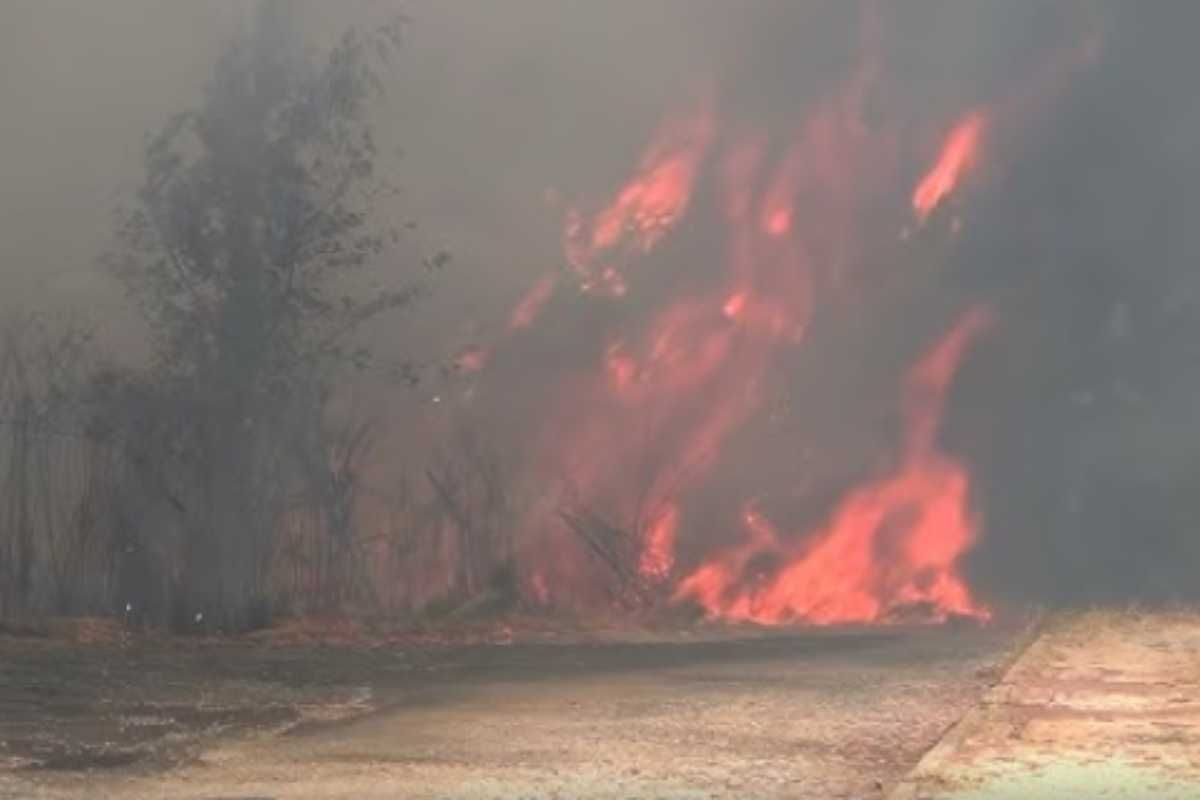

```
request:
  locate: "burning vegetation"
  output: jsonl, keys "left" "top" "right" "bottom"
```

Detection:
{"left": 445, "top": 11, "right": 1094, "bottom": 625}
{"left": 3, "top": 2, "right": 1199, "bottom": 635}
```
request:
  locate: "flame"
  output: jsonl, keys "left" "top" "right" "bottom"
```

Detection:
{"left": 509, "top": 273, "right": 558, "bottom": 330}
{"left": 673, "top": 308, "right": 993, "bottom": 625}
{"left": 391, "top": 13, "right": 1101, "bottom": 620}
{"left": 564, "top": 96, "right": 715, "bottom": 294}
{"left": 912, "top": 112, "right": 986, "bottom": 223}
{"left": 517, "top": 36, "right": 903, "bottom": 606}
{"left": 639, "top": 503, "right": 679, "bottom": 580}
{"left": 445, "top": 272, "right": 558, "bottom": 383}
{"left": 530, "top": 570, "right": 550, "bottom": 606}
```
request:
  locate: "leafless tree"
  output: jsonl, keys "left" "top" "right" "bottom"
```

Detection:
{"left": 0, "top": 314, "right": 114, "bottom": 620}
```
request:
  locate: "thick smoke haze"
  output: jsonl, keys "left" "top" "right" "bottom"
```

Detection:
{"left": 949, "top": 4, "right": 1200, "bottom": 605}
{"left": 2, "top": 1, "right": 1198, "bottom": 614}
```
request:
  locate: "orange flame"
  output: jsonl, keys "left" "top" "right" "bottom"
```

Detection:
{"left": 639, "top": 503, "right": 680, "bottom": 580}
{"left": 912, "top": 112, "right": 986, "bottom": 222}
{"left": 674, "top": 308, "right": 993, "bottom": 625}
{"left": 392, "top": 13, "right": 1099, "bottom": 618}
{"left": 564, "top": 97, "right": 715, "bottom": 294}
{"left": 524, "top": 50, "right": 903, "bottom": 605}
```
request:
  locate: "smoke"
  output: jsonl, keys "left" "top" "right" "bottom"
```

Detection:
{"left": 2, "top": 1, "right": 1198, "bottom": 612}
{"left": 949, "top": 3, "right": 1200, "bottom": 605}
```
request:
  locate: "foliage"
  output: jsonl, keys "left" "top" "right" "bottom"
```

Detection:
{"left": 108, "top": 4, "right": 418, "bottom": 385}
{"left": 96, "top": 2, "right": 423, "bottom": 632}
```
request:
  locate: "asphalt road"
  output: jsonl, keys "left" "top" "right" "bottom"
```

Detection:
{"left": 1, "top": 623, "right": 1021, "bottom": 799}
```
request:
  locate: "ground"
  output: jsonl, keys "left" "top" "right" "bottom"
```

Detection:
{"left": 0, "top": 617, "right": 1024, "bottom": 799}
{"left": 890, "top": 610, "right": 1200, "bottom": 799}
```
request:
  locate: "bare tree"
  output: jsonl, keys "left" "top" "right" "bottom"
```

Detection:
{"left": 0, "top": 314, "right": 109, "bottom": 620}
{"left": 424, "top": 423, "right": 520, "bottom": 613}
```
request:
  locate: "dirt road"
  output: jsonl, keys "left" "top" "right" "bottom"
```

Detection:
{"left": 1, "top": 623, "right": 1021, "bottom": 799}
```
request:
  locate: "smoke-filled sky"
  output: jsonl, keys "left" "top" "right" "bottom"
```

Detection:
{"left": 0, "top": 2, "right": 1087, "bottom": 333}
{"left": 3, "top": 1, "right": 1199, "bottom": 612}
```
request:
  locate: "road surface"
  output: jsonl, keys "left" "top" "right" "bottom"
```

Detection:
{"left": 2, "top": 623, "right": 1021, "bottom": 799}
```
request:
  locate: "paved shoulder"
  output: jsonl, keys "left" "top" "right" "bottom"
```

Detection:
{"left": 890, "top": 611, "right": 1200, "bottom": 800}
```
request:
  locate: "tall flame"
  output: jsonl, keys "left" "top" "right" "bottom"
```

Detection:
{"left": 387, "top": 13, "right": 1103, "bottom": 621}
{"left": 673, "top": 308, "right": 993, "bottom": 625}
{"left": 512, "top": 23, "right": 930, "bottom": 608}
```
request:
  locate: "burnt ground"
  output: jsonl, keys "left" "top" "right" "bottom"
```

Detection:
{"left": 0, "top": 619, "right": 1029, "bottom": 799}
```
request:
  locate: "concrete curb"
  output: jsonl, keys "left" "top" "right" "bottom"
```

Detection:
{"left": 886, "top": 611, "right": 1048, "bottom": 800}
{"left": 888, "top": 610, "right": 1200, "bottom": 799}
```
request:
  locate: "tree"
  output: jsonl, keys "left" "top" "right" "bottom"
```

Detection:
{"left": 104, "top": 2, "right": 425, "bottom": 631}
{"left": 0, "top": 315, "right": 99, "bottom": 619}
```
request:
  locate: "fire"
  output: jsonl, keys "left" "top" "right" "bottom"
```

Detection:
{"left": 639, "top": 503, "right": 679, "bottom": 580}
{"left": 673, "top": 308, "right": 993, "bottom": 625}
{"left": 530, "top": 570, "right": 550, "bottom": 606}
{"left": 458, "top": 10, "right": 1096, "bottom": 620}
{"left": 509, "top": 273, "right": 558, "bottom": 330}
{"left": 721, "top": 292, "right": 747, "bottom": 320}
{"left": 603, "top": 341, "right": 638, "bottom": 393}
{"left": 912, "top": 112, "right": 986, "bottom": 223}
{"left": 763, "top": 207, "right": 792, "bottom": 238}
{"left": 564, "top": 96, "right": 715, "bottom": 294}
{"left": 514, "top": 34, "right": 906, "bottom": 607}
{"left": 396, "top": 11, "right": 1101, "bottom": 622}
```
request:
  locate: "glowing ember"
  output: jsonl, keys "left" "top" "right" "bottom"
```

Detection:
{"left": 722, "top": 292, "right": 747, "bottom": 320}
{"left": 455, "top": 346, "right": 488, "bottom": 372}
{"left": 763, "top": 207, "right": 792, "bottom": 238}
{"left": 673, "top": 308, "right": 993, "bottom": 625}
{"left": 604, "top": 341, "right": 637, "bottom": 393}
{"left": 912, "top": 112, "right": 986, "bottom": 223}
{"left": 530, "top": 570, "right": 550, "bottom": 606}
{"left": 509, "top": 273, "right": 558, "bottom": 330}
